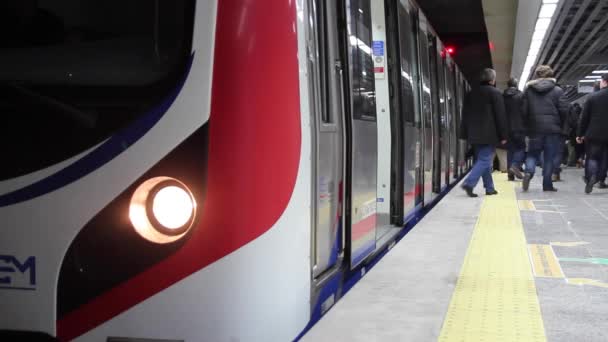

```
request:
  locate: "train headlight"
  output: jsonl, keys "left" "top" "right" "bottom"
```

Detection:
{"left": 129, "top": 177, "right": 197, "bottom": 244}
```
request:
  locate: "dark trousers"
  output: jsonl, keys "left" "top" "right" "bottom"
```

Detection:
{"left": 507, "top": 133, "right": 526, "bottom": 171}
{"left": 586, "top": 141, "right": 608, "bottom": 182}
{"left": 525, "top": 134, "right": 560, "bottom": 190}
{"left": 575, "top": 142, "right": 586, "bottom": 161}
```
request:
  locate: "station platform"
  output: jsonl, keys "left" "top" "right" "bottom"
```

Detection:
{"left": 301, "top": 168, "right": 608, "bottom": 342}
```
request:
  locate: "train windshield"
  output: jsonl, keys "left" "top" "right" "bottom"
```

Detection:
{"left": 0, "top": 0, "right": 195, "bottom": 181}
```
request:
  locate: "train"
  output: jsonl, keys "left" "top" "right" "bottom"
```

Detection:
{"left": 0, "top": 0, "right": 471, "bottom": 341}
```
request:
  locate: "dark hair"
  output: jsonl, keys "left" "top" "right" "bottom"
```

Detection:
{"left": 507, "top": 77, "right": 518, "bottom": 88}
{"left": 602, "top": 74, "right": 608, "bottom": 83}
{"left": 535, "top": 65, "right": 554, "bottom": 78}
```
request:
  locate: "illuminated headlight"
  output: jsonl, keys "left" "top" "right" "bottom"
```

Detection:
{"left": 129, "top": 177, "right": 197, "bottom": 244}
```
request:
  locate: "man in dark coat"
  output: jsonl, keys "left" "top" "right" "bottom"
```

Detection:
{"left": 460, "top": 68, "right": 508, "bottom": 197}
{"left": 503, "top": 77, "right": 526, "bottom": 181}
{"left": 577, "top": 73, "right": 608, "bottom": 194}
{"left": 521, "top": 65, "right": 569, "bottom": 192}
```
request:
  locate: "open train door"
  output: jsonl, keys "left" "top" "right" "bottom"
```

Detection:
{"left": 339, "top": 0, "right": 379, "bottom": 268}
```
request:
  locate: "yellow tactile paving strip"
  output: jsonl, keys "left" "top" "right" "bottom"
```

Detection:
{"left": 518, "top": 200, "right": 536, "bottom": 211}
{"left": 528, "top": 244, "right": 565, "bottom": 278}
{"left": 438, "top": 177, "right": 546, "bottom": 342}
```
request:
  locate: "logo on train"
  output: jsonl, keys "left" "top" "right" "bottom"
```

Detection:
{"left": 0, "top": 255, "right": 36, "bottom": 290}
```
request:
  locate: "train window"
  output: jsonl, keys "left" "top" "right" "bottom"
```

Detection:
{"left": 349, "top": 0, "right": 376, "bottom": 121}
{"left": 0, "top": 0, "right": 195, "bottom": 180}
{"left": 396, "top": 2, "right": 419, "bottom": 125}
{"left": 315, "top": 0, "right": 332, "bottom": 124}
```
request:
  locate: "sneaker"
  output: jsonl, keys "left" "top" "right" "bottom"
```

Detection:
{"left": 552, "top": 173, "right": 561, "bottom": 182}
{"left": 586, "top": 176, "right": 597, "bottom": 194}
{"left": 523, "top": 173, "right": 532, "bottom": 191}
{"left": 598, "top": 181, "right": 608, "bottom": 189}
{"left": 461, "top": 185, "right": 478, "bottom": 198}
{"left": 486, "top": 189, "right": 499, "bottom": 195}
{"left": 543, "top": 187, "right": 558, "bottom": 192}
{"left": 509, "top": 166, "right": 524, "bottom": 180}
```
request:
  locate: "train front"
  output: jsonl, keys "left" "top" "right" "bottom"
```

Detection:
{"left": 1, "top": 0, "right": 310, "bottom": 341}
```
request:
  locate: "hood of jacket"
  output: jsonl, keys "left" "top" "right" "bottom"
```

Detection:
{"left": 526, "top": 78, "right": 557, "bottom": 93}
{"left": 503, "top": 87, "right": 521, "bottom": 97}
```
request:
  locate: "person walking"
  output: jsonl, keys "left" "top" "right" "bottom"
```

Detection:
{"left": 503, "top": 77, "right": 526, "bottom": 181}
{"left": 460, "top": 68, "right": 508, "bottom": 197}
{"left": 567, "top": 103, "right": 582, "bottom": 166}
{"left": 521, "top": 65, "right": 569, "bottom": 192}
{"left": 577, "top": 73, "right": 608, "bottom": 194}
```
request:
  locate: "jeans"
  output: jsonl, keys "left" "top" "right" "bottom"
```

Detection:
{"left": 525, "top": 134, "right": 561, "bottom": 190}
{"left": 553, "top": 138, "right": 566, "bottom": 175}
{"left": 585, "top": 141, "right": 608, "bottom": 182}
{"left": 464, "top": 145, "right": 495, "bottom": 191}
{"left": 507, "top": 133, "right": 526, "bottom": 171}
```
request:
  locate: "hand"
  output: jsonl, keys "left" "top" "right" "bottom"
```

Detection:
{"left": 500, "top": 140, "right": 507, "bottom": 145}
{"left": 576, "top": 137, "right": 584, "bottom": 144}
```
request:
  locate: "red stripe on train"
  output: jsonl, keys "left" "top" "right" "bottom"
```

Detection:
{"left": 57, "top": 1, "right": 302, "bottom": 340}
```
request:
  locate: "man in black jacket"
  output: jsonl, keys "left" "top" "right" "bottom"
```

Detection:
{"left": 460, "top": 68, "right": 508, "bottom": 197}
{"left": 521, "top": 65, "right": 569, "bottom": 192}
{"left": 503, "top": 77, "right": 526, "bottom": 181}
{"left": 577, "top": 73, "right": 608, "bottom": 194}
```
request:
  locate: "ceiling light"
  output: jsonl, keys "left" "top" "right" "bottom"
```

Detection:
{"left": 585, "top": 75, "right": 602, "bottom": 79}
{"left": 592, "top": 70, "right": 608, "bottom": 74}
{"left": 579, "top": 80, "right": 597, "bottom": 83}
{"left": 532, "top": 29, "right": 547, "bottom": 41}
{"left": 535, "top": 18, "right": 552, "bottom": 31}
{"left": 539, "top": 4, "right": 557, "bottom": 18}
{"left": 543, "top": 0, "right": 558, "bottom": 3}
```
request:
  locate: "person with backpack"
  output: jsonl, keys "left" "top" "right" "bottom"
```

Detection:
{"left": 503, "top": 77, "right": 526, "bottom": 181}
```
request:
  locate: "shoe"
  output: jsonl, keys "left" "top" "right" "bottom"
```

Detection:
{"left": 598, "top": 181, "right": 608, "bottom": 189}
{"left": 508, "top": 174, "right": 515, "bottom": 181}
{"left": 462, "top": 185, "right": 478, "bottom": 198}
{"left": 543, "top": 188, "right": 558, "bottom": 192}
{"left": 486, "top": 190, "right": 499, "bottom": 195}
{"left": 586, "top": 176, "right": 597, "bottom": 194}
{"left": 523, "top": 173, "right": 532, "bottom": 191}
{"left": 552, "top": 174, "right": 561, "bottom": 182}
{"left": 509, "top": 166, "right": 524, "bottom": 180}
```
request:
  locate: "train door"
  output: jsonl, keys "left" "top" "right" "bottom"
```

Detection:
{"left": 416, "top": 13, "right": 436, "bottom": 205}
{"left": 341, "top": 0, "right": 379, "bottom": 268}
{"left": 429, "top": 37, "right": 448, "bottom": 192}
{"left": 385, "top": 0, "right": 423, "bottom": 223}
{"left": 307, "top": 0, "right": 345, "bottom": 281}
{"left": 370, "top": 0, "right": 404, "bottom": 245}
{"left": 446, "top": 60, "right": 458, "bottom": 182}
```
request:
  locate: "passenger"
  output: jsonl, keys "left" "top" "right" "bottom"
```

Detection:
{"left": 521, "top": 65, "right": 569, "bottom": 192}
{"left": 503, "top": 77, "right": 526, "bottom": 181}
{"left": 459, "top": 68, "right": 508, "bottom": 197}
{"left": 597, "top": 149, "right": 608, "bottom": 189}
{"left": 566, "top": 103, "right": 582, "bottom": 167}
{"left": 577, "top": 73, "right": 608, "bottom": 194}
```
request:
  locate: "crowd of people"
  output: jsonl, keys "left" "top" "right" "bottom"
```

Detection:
{"left": 459, "top": 65, "right": 608, "bottom": 197}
